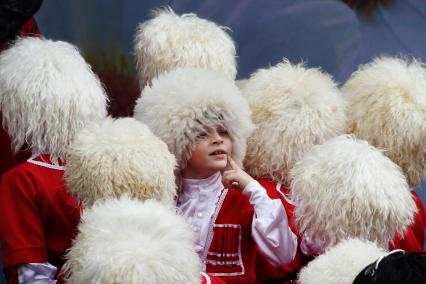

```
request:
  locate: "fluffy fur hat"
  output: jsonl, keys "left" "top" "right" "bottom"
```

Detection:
{"left": 343, "top": 56, "right": 426, "bottom": 188}
{"left": 63, "top": 196, "right": 199, "bottom": 284}
{"left": 0, "top": 37, "right": 107, "bottom": 163}
{"left": 133, "top": 7, "right": 237, "bottom": 89}
{"left": 298, "top": 238, "right": 386, "bottom": 284}
{"left": 290, "top": 135, "right": 416, "bottom": 250}
{"left": 65, "top": 117, "right": 177, "bottom": 207}
{"left": 134, "top": 67, "right": 254, "bottom": 170}
{"left": 242, "top": 60, "right": 346, "bottom": 182}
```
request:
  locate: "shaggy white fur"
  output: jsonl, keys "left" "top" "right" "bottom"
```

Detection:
{"left": 0, "top": 37, "right": 107, "bottom": 163}
{"left": 242, "top": 60, "right": 346, "bottom": 182}
{"left": 134, "top": 67, "right": 254, "bottom": 170}
{"left": 65, "top": 117, "right": 177, "bottom": 207}
{"left": 133, "top": 7, "right": 237, "bottom": 89}
{"left": 298, "top": 239, "right": 386, "bottom": 284}
{"left": 343, "top": 56, "right": 426, "bottom": 188}
{"left": 290, "top": 135, "right": 416, "bottom": 250}
{"left": 63, "top": 196, "right": 199, "bottom": 284}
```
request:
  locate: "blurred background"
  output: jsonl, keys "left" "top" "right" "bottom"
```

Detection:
{"left": 1, "top": 0, "right": 426, "bottom": 282}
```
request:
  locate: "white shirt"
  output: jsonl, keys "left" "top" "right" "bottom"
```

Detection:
{"left": 177, "top": 172, "right": 297, "bottom": 267}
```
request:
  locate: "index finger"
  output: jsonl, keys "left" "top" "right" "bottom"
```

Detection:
{"left": 227, "top": 156, "right": 240, "bottom": 170}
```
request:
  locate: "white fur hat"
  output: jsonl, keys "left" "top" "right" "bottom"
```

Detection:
{"left": 134, "top": 67, "right": 254, "bottom": 170}
{"left": 242, "top": 60, "right": 346, "bottom": 182}
{"left": 298, "top": 238, "right": 386, "bottom": 284}
{"left": 65, "top": 117, "right": 177, "bottom": 207}
{"left": 133, "top": 7, "right": 237, "bottom": 89}
{"left": 63, "top": 196, "right": 199, "bottom": 284}
{"left": 290, "top": 135, "right": 416, "bottom": 250}
{"left": 0, "top": 37, "right": 107, "bottom": 163}
{"left": 343, "top": 56, "right": 426, "bottom": 188}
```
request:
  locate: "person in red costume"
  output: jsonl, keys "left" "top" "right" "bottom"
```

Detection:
{"left": 0, "top": 0, "right": 43, "bottom": 179}
{"left": 62, "top": 117, "right": 224, "bottom": 284}
{"left": 240, "top": 60, "right": 347, "bottom": 283}
{"left": 290, "top": 135, "right": 416, "bottom": 261}
{"left": 0, "top": 37, "right": 107, "bottom": 284}
{"left": 135, "top": 67, "right": 298, "bottom": 283}
{"left": 344, "top": 56, "right": 426, "bottom": 252}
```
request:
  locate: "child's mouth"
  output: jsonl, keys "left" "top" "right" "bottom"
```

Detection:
{"left": 209, "top": 150, "right": 226, "bottom": 156}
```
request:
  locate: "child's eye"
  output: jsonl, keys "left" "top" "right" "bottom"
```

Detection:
{"left": 196, "top": 132, "right": 208, "bottom": 139}
{"left": 219, "top": 130, "right": 229, "bottom": 135}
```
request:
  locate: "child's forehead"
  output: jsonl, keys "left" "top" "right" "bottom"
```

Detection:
{"left": 203, "top": 124, "right": 227, "bottom": 131}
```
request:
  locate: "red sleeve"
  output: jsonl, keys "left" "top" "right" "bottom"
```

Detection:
{"left": 0, "top": 167, "right": 47, "bottom": 267}
{"left": 411, "top": 191, "right": 426, "bottom": 248}
{"left": 200, "top": 272, "right": 226, "bottom": 284}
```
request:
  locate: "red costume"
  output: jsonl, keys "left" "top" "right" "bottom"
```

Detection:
{"left": 255, "top": 179, "right": 311, "bottom": 284}
{"left": 0, "top": 155, "right": 81, "bottom": 283}
{"left": 203, "top": 188, "right": 257, "bottom": 283}
{"left": 390, "top": 191, "right": 426, "bottom": 252}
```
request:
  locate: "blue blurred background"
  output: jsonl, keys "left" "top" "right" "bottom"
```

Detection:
{"left": 1, "top": 0, "right": 426, "bottom": 282}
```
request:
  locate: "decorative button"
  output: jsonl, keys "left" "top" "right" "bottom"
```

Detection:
{"left": 197, "top": 212, "right": 203, "bottom": 217}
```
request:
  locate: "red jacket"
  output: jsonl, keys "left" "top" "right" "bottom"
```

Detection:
{"left": 203, "top": 188, "right": 257, "bottom": 283}
{"left": 255, "top": 179, "right": 311, "bottom": 284}
{"left": 0, "top": 155, "right": 81, "bottom": 284}
{"left": 390, "top": 191, "right": 426, "bottom": 252}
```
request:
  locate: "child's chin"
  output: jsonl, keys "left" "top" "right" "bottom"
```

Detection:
{"left": 212, "top": 163, "right": 227, "bottom": 171}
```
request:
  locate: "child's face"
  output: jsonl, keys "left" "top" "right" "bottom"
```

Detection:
{"left": 182, "top": 125, "right": 233, "bottom": 179}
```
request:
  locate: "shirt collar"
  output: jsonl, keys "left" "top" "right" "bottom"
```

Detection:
{"left": 181, "top": 171, "right": 222, "bottom": 198}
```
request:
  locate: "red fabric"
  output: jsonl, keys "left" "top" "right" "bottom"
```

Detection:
{"left": 389, "top": 191, "right": 426, "bottom": 253}
{"left": 17, "top": 18, "right": 41, "bottom": 37}
{"left": 201, "top": 273, "right": 226, "bottom": 284}
{"left": 0, "top": 116, "right": 31, "bottom": 180}
{"left": 0, "top": 155, "right": 81, "bottom": 284}
{"left": 411, "top": 191, "right": 426, "bottom": 248}
{"left": 255, "top": 179, "right": 311, "bottom": 284}
{"left": 205, "top": 189, "right": 256, "bottom": 284}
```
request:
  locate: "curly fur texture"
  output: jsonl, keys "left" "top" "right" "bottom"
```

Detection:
{"left": 343, "top": 56, "right": 426, "bottom": 188}
{"left": 63, "top": 196, "right": 199, "bottom": 284}
{"left": 290, "top": 135, "right": 416, "bottom": 250}
{"left": 65, "top": 117, "right": 177, "bottom": 207}
{"left": 298, "top": 238, "right": 386, "bottom": 284}
{"left": 242, "top": 60, "right": 346, "bottom": 182}
{"left": 133, "top": 7, "right": 237, "bottom": 89}
{"left": 0, "top": 37, "right": 107, "bottom": 163}
{"left": 134, "top": 67, "right": 254, "bottom": 170}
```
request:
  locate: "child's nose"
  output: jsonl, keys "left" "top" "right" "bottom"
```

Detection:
{"left": 211, "top": 132, "right": 223, "bottom": 144}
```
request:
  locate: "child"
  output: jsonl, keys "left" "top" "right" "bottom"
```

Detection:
{"left": 343, "top": 56, "right": 426, "bottom": 252}
{"left": 240, "top": 60, "right": 347, "bottom": 282}
{"left": 133, "top": 7, "right": 237, "bottom": 90}
{"left": 134, "top": 67, "right": 297, "bottom": 283}
{"left": 65, "top": 196, "right": 210, "bottom": 284}
{"left": 64, "top": 117, "right": 177, "bottom": 207}
{"left": 290, "top": 135, "right": 416, "bottom": 253}
{"left": 0, "top": 37, "right": 107, "bottom": 283}
{"left": 64, "top": 118, "right": 224, "bottom": 283}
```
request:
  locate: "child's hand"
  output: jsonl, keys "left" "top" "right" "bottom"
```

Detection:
{"left": 222, "top": 156, "right": 255, "bottom": 192}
